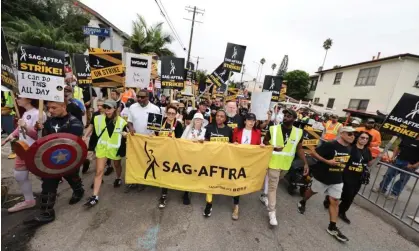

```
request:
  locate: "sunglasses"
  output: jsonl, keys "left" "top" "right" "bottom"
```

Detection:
{"left": 137, "top": 95, "right": 147, "bottom": 99}
{"left": 166, "top": 112, "right": 176, "bottom": 116}
{"left": 345, "top": 132, "right": 354, "bottom": 136}
{"left": 103, "top": 105, "right": 113, "bottom": 110}
{"left": 359, "top": 136, "right": 369, "bottom": 140}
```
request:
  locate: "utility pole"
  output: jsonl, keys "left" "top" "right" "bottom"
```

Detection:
{"left": 184, "top": 6, "right": 204, "bottom": 67}
{"left": 192, "top": 56, "right": 204, "bottom": 70}
{"left": 240, "top": 64, "right": 245, "bottom": 82}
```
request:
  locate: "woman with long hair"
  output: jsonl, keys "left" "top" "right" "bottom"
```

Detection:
{"left": 2, "top": 97, "right": 46, "bottom": 212}
{"left": 203, "top": 109, "right": 233, "bottom": 217}
{"left": 84, "top": 99, "right": 127, "bottom": 208}
{"left": 158, "top": 105, "right": 184, "bottom": 208}
{"left": 231, "top": 113, "right": 264, "bottom": 220}
{"left": 180, "top": 112, "right": 207, "bottom": 205}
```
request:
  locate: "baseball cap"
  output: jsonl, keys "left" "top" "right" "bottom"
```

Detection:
{"left": 340, "top": 126, "right": 356, "bottom": 133}
{"left": 193, "top": 112, "right": 204, "bottom": 120}
{"left": 283, "top": 108, "right": 297, "bottom": 119}
{"left": 351, "top": 120, "right": 361, "bottom": 125}
{"left": 103, "top": 99, "right": 117, "bottom": 109}
{"left": 245, "top": 113, "right": 257, "bottom": 121}
{"left": 367, "top": 118, "right": 375, "bottom": 123}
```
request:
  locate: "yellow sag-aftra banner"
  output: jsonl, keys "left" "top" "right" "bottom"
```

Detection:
{"left": 126, "top": 135, "right": 272, "bottom": 196}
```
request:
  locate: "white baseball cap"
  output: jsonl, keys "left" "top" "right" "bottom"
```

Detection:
{"left": 340, "top": 126, "right": 356, "bottom": 133}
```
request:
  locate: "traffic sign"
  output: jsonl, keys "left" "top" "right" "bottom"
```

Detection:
{"left": 83, "top": 26, "right": 110, "bottom": 37}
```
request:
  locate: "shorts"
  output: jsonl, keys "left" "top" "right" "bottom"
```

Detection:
{"left": 310, "top": 178, "right": 343, "bottom": 199}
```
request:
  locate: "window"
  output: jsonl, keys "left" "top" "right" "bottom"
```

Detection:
{"left": 333, "top": 72, "right": 343, "bottom": 85}
{"left": 355, "top": 66, "right": 380, "bottom": 86}
{"left": 348, "top": 99, "right": 369, "bottom": 111}
{"left": 415, "top": 73, "right": 419, "bottom": 88}
{"left": 326, "top": 98, "right": 335, "bottom": 109}
{"left": 314, "top": 97, "right": 320, "bottom": 103}
{"left": 310, "top": 79, "right": 318, "bottom": 91}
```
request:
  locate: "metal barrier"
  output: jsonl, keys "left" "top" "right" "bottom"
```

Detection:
{"left": 358, "top": 161, "right": 419, "bottom": 232}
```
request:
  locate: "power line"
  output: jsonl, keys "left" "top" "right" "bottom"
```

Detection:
{"left": 153, "top": 0, "right": 187, "bottom": 51}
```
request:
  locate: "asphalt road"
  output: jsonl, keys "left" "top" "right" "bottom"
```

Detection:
{"left": 1, "top": 145, "right": 418, "bottom": 251}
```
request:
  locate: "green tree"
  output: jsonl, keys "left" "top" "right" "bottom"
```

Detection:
{"left": 195, "top": 69, "right": 207, "bottom": 84}
{"left": 271, "top": 63, "right": 277, "bottom": 75}
{"left": 321, "top": 38, "right": 333, "bottom": 69}
{"left": 124, "top": 14, "right": 175, "bottom": 57}
{"left": 283, "top": 70, "right": 310, "bottom": 100}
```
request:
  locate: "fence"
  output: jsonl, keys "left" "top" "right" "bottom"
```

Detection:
{"left": 358, "top": 161, "right": 419, "bottom": 232}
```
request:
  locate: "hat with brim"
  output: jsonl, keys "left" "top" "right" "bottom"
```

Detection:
{"left": 340, "top": 126, "right": 356, "bottom": 133}
{"left": 283, "top": 108, "right": 297, "bottom": 119}
{"left": 103, "top": 99, "right": 117, "bottom": 109}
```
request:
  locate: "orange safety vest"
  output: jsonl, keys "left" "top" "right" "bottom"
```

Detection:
{"left": 121, "top": 89, "right": 135, "bottom": 103}
{"left": 323, "top": 121, "right": 342, "bottom": 141}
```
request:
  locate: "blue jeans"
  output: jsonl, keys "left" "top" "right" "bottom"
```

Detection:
{"left": 379, "top": 159, "right": 416, "bottom": 196}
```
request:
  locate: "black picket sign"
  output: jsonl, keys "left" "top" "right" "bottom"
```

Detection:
{"left": 262, "top": 75, "right": 283, "bottom": 102}
{"left": 223, "top": 42, "right": 246, "bottom": 73}
{"left": 161, "top": 57, "right": 185, "bottom": 90}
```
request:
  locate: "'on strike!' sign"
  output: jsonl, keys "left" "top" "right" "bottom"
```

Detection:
{"left": 17, "top": 45, "right": 65, "bottom": 102}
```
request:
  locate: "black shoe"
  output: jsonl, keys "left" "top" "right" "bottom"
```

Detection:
{"left": 69, "top": 189, "right": 84, "bottom": 205}
{"left": 203, "top": 203, "right": 212, "bottom": 217}
{"left": 84, "top": 196, "right": 99, "bottom": 208}
{"left": 91, "top": 180, "right": 103, "bottom": 189}
{"left": 327, "top": 226, "right": 349, "bottom": 242}
{"left": 158, "top": 196, "right": 167, "bottom": 209}
{"left": 113, "top": 178, "right": 122, "bottom": 188}
{"left": 323, "top": 197, "right": 330, "bottom": 209}
{"left": 297, "top": 201, "right": 306, "bottom": 214}
{"left": 124, "top": 184, "right": 139, "bottom": 193}
{"left": 23, "top": 210, "right": 56, "bottom": 225}
{"left": 339, "top": 213, "right": 351, "bottom": 224}
{"left": 183, "top": 192, "right": 191, "bottom": 205}
{"left": 104, "top": 165, "right": 114, "bottom": 176}
{"left": 82, "top": 159, "right": 90, "bottom": 174}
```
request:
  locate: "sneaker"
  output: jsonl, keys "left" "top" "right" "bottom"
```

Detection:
{"left": 69, "top": 189, "right": 84, "bottom": 205}
{"left": 84, "top": 196, "right": 99, "bottom": 208}
{"left": 203, "top": 203, "right": 212, "bottom": 217}
{"left": 158, "top": 196, "right": 167, "bottom": 209}
{"left": 124, "top": 184, "right": 139, "bottom": 193}
{"left": 104, "top": 165, "right": 114, "bottom": 176}
{"left": 339, "top": 213, "right": 351, "bottom": 224}
{"left": 327, "top": 226, "right": 349, "bottom": 242}
{"left": 113, "top": 178, "right": 122, "bottom": 188}
{"left": 298, "top": 201, "right": 306, "bottom": 214}
{"left": 82, "top": 159, "right": 90, "bottom": 174}
{"left": 259, "top": 194, "right": 269, "bottom": 207}
{"left": 182, "top": 192, "right": 191, "bottom": 205}
{"left": 268, "top": 211, "right": 278, "bottom": 226}
{"left": 8, "top": 153, "right": 16, "bottom": 159}
{"left": 372, "top": 187, "right": 386, "bottom": 194}
{"left": 91, "top": 180, "right": 103, "bottom": 189}
{"left": 232, "top": 205, "right": 239, "bottom": 220}
{"left": 386, "top": 193, "right": 398, "bottom": 200}
{"left": 8, "top": 200, "right": 36, "bottom": 213}
{"left": 23, "top": 210, "right": 55, "bottom": 225}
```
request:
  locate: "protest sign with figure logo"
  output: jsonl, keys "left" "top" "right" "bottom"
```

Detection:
{"left": 125, "top": 53, "right": 152, "bottom": 89}
{"left": 1, "top": 29, "right": 18, "bottom": 93}
{"left": 380, "top": 93, "right": 419, "bottom": 139}
{"left": 73, "top": 54, "right": 92, "bottom": 85}
{"left": 209, "top": 63, "right": 232, "bottom": 87}
{"left": 147, "top": 113, "right": 163, "bottom": 131}
{"left": 161, "top": 57, "right": 185, "bottom": 89}
{"left": 262, "top": 75, "right": 282, "bottom": 102}
{"left": 223, "top": 42, "right": 246, "bottom": 73}
{"left": 89, "top": 48, "right": 124, "bottom": 87}
{"left": 18, "top": 44, "right": 65, "bottom": 102}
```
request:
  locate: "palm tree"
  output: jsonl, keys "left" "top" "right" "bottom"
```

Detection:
{"left": 124, "top": 14, "right": 175, "bottom": 57}
{"left": 271, "top": 63, "right": 277, "bottom": 75}
{"left": 322, "top": 38, "right": 333, "bottom": 69}
{"left": 3, "top": 15, "right": 87, "bottom": 54}
{"left": 259, "top": 58, "right": 266, "bottom": 81}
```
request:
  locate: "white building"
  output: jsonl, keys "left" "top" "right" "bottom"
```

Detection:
{"left": 313, "top": 53, "right": 419, "bottom": 116}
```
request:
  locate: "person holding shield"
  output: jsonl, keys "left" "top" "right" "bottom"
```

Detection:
{"left": 84, "top": 100, "right": 128, "bottom": 208}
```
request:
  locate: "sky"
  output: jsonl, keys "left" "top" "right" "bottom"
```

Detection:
{"left": 81, "top": 0, "right": 419, "bottom": 82}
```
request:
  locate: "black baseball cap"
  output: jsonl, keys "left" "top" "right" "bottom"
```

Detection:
{"left": 283, "top": 108, "right": 297, "bottom": 119}
{"left": 245, "top": 113, "right": 256, "bottom": 121}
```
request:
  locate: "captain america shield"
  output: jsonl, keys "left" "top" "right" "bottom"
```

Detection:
{"left": 24, "top": 133, "right": 87, "bottom": 178}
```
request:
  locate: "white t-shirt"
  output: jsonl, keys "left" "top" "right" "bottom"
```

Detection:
{"left": 128, "top": 102, "right": 161, "bottom": 135}
{"left": 20, "top": 108, "right": 46, "bottom": 146}
{"left": 182, "top": 125, "right": 206, "bottom": 141}
{"left": 272, "top": 112, "right": 284, "bottom": 125}
{"left": 120, "top": 107, "right": 130, "bottom": 117}
{"left": 241, "top": 129, "right": 252, "bottom": 145}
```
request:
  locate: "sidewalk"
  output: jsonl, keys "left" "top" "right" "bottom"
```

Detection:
{"left": 1, "top": 148, "right": 418, "bottom": 251}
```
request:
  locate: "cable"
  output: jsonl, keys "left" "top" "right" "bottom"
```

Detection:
{"left": 158, "top": 0, "right": 185, "bottom": 48}
{"left": 153, "top": 0, "right": 186, "bottom": 51}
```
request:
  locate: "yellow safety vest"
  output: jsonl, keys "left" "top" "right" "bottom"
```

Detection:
{"left": 73, "top": 86, "right": 84, "bottom": 102}
{"left": 268, "top": 125, "right": 302, "bottom": 170}
{"left": 323, "top": 121, "right": 342, "bottom": 141}
{"left": 94, "top": 115, "right": 127, "bottom": 160}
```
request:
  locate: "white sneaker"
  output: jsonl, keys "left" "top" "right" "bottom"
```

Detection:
{"left": 269, "top": 211, "right": 278, "bottom": 226}
{"left": 259, "top": 194, "right": 268, "bottom": 207}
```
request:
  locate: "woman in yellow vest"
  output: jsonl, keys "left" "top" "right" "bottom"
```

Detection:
{"left": 84, "top": 99, "right": 127, "bottom": 208}
{"left": 263, "top": 108, "right": 309, "bottom": 226}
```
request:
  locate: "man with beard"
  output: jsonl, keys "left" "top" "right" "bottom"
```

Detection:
{"left": 355, "top": 118, "right": 382, "bottom": 158}
{"left": 298, "top": 127, "right": 355, "bottom": 242}
{"left": 225, "top": 101, "right": 243, "bottom": 129}
{"left": 186, "top": 101, "right": 211, "bottom": 125}
{"left": 263, "top": 109, "right": 308, "bottom": 226}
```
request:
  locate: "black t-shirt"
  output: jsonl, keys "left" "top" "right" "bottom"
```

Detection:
{"left": 186, "top": 109, "right": 211, "bottom": 122}
{"left": 264, "top": 125, "right": 303, "bottom": 145}
{"left": 156, "top": 101, "right": 168, "bottom": 108}
{"left": 81, "top": 86, "right": 97, "bottom": 104}
{"left": 226, "top": 114, "right": 243, "bottom": 129}
{"left": 204, "top": 124, "right": 233, "bottom": 143}
{"left": 159, "top": 118, "right": 183, "bottom": 138}
{"left": 259, "top": 121, "right": 274, "bottom": 138}
{"left": 343, "top": 146, "right": 372, "bottom": 184}
{"left": 398, "top": 138, "right": 419, "bottom": 164}
{"left": 312, "top": 141, "right": 351, "bottom": 185}
{"left": 67, "top": 102, "right": 83, "bottom": 122}
{"left": 43, "top": 114, "right": 84, "bottom": 137}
